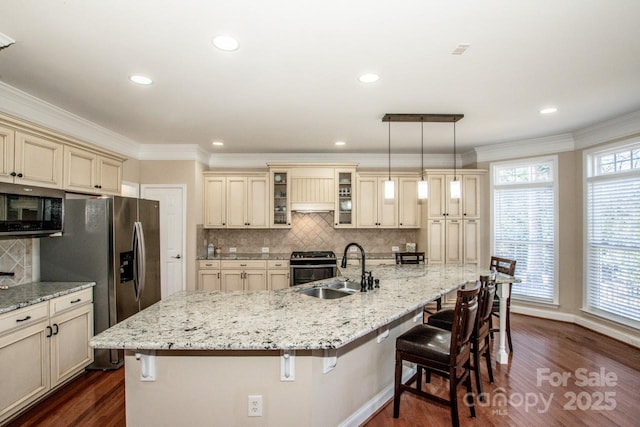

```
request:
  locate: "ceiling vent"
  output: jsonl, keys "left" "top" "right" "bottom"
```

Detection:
{"left": 451, "top": 43, "right": 470, "bottom": 55}
{"left": 0, "top": 32, "right": 15, "bottom": 51}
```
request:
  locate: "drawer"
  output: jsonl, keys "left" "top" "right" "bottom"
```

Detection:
{"left": 50, "top": 288, "right": 93, "bottom": 316}
{"left": 221, "top": 260, "right": 267, "bottom": 269}
{"left": 0, "top": 302, "right": 49, "bottom": 336}
{"left": 198, "top": 260, "right": 221, "bottom": 269}
{"left": 267, "top": 260, "right": 289, "bottom": 269}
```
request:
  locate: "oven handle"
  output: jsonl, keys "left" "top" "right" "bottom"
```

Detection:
{"left": 290, "top": 264, "right": 337, "bottom": 269}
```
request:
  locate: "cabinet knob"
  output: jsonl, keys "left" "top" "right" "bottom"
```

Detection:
{"left": 10, "top": 172, "right": 16, "bottom": 177}
{"left": 17, "top": 173, "right": 23, "bottom": 178}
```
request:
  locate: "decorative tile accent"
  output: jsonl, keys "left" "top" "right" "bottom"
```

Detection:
{"left": 0, "top": 238, "right": 32, "bottom": 287}
{"left": 205, "top": 212, "right": 419, "bottom": 255}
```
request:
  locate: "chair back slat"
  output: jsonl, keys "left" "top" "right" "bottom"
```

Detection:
{"left": 477, "top": 275, "right": 496, "bottom": 326}
{"left": 449, "top": 282, "right": 480, "bottom": 365}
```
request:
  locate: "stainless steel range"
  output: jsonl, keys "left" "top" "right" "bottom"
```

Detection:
{"left": 289, "top": 251, "right": 337, "bottom": 286}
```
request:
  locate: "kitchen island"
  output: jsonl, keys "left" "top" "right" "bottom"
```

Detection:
{"left": 91, "top": 264, "right": 510, "bottom": 426}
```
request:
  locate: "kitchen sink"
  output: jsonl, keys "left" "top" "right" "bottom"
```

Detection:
{"left": 297, "top": 287, "right": 354, "bottom": 299}
{"left": 324, "top": 279, "right": 361, "bottom": 292}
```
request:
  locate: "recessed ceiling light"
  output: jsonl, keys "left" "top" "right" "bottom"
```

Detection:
{"left": 335, "top": 141, "right": 346, "bottom": 146}
{"left": 212, "top": 35, "right": 239, "bottom": 51}
{"left": 212, "top": 141, "right": 224, "bottom": 146}
{"left": 359, "top": 73, "right": 379, "bottom": 83}
{"left": 129, "top": 75, "right": 153, "bottom": 85}
{"left": 540, "top": 107, "right": 558, "bottom": 115}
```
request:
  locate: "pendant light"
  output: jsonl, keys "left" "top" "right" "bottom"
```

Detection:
{"left": 384, "top": 120, "right": 395, "bottom": 199}
{"left": 417, "top": 120, "right": 428, "bottom": 199}
{"left": 450, "top": 120, "right": 461, "bottom": 199}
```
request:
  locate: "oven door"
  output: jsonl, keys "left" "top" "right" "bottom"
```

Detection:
{"left": 290, "top": 265, "right": 337, "bottom": 286}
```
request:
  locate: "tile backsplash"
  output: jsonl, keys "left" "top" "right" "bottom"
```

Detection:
{"left": 201, "top": 212, "right": 420, "bottom": 255}
{"left": 0, "top": 238, "right": 32, "bottom": 286}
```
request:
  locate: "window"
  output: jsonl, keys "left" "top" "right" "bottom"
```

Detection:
{"left": 492, "top": 157, "right": 557, "bottom": 303}
{"left": 585, "top": 142, "right": 640, "bottom": 326}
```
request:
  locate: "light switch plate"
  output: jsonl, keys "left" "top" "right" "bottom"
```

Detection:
{"left": 392, "top": 246, "right": 400, "bottom": 252}
{"left": 229, "top": 247, "right": 237, "bottom": 253}
{"left": 349, "top": 247, "right": 358, "bottom": 252}
{"left": 261, "top": 247, "right": 269, "bottom": 253}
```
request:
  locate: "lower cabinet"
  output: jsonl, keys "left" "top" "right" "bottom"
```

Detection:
{"left": 198, "top": 260, "right": 221, "bottom": 291}
{"left": 198, "top": 260, "right": 291, "bottom": 292}
{"left": 0, "top": 288, "right": 93, "bottom": 424}
{"left": 267, "top": 260, "right": 290, "bottom": 290}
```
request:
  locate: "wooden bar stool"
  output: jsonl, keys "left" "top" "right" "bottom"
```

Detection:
{"left": 426, "top": 276, "right": 496, "bottom": 399}
{"left": 393, "top": 282, "right": 480, "bottom": 427}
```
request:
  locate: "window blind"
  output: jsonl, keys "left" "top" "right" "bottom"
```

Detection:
{"left": 494, "top": 186, "right": 555, "bottom": 302}
{"left": 586, "top": 174, "right": 640, "bottom": 323}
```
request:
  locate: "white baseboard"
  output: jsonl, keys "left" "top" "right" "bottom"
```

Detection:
{"left": 339, "top": 366, "right": 416, "bottom": 427}
{"left": 511, "top": 305, "right": 640, "bottom": 349}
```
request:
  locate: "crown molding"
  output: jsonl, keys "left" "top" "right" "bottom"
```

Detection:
{"left": 208, "top": 152, "right": 460, "bottom": 170}
{"left": 473, "top": 133, "right": 575, "bottom": 163}
{"left": 572, "top": 109, "right": 640, "bottom": 150}
{"left": 138, "top": 144, "right": 210, "bottom": 164}
{"left": 0, "top": 81, "right": 141, "bottom": 158}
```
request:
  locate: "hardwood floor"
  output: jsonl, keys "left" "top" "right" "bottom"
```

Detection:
{"left": 6, "top": 314, "right": 640, "bottom": 427}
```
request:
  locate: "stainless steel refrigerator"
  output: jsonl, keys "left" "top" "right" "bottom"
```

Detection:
{"left": 40, "top": 195, "right": 161, "bottom": 370}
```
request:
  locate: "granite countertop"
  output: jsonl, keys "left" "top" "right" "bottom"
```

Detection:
{"left": 197, "top": 253, "right": 290, "bottom": 261}
{"left": 0, "top": 281, "right": 96, "bottom": 315}
{"left": 90, "top": 264, "right": 495, "bottom": 352}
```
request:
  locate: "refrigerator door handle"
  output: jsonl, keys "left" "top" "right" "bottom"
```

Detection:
{"left": 133, "top": 221, "right": 147, "bottom": 302}
{"left": 132, "top": 223, "right": 140, "bottom": 300}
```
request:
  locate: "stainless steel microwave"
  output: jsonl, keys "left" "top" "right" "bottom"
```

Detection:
{"left": 0, "top": 183, "right": 64, "bottom": 237}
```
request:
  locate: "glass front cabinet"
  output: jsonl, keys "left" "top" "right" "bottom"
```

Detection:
{"left": 270, "top": 169, "right": 291, "bottom": 228}
{"left": 334, "top": 169, "right": 356, "bottom": 228}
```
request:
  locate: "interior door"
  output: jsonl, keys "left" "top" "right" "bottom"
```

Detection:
{"left": 141, "top": 185, "right": 185, "bottom": 299}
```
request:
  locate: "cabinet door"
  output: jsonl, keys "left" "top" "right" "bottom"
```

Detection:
{"left": 247, "top": 176, "right": 269, "bottom": 228}
{"left": 0, "top": 125, "right": 15, "bottom": 184}
{"left": 462, "top": 175, "right": 481, "bottom": 219}
{"left": 356, "top": 176, "right": 378, "bottom": 228}
{"left": 426, "top": 175, "right": 445, "bottom": 219}
{"left": 199, "top": 270, "right": 221, "bottom": 291}
{"left": 50, "top": 304, "right": 93, "bottom": 388}
{"left": 0, "top": 321, "right": 50, "bottom": 422}
{"left": 64, "top": 146, "right": 97, "bottom": 193}
{"left": 97, "top": 156, "right": 123, "bottom": 195}
{"left": 426, "top": 219, "right": 445, "bottom": 264}
{"left": 445, "top": 219, "right": 463, "bottom": 265}
{"left": 445, "top": 175, "right": 463, "bottom": 219}
{"left": 245, "top": 271, "right": 267, "bottom": 291}
{"left": 268, "top": 270, "right": 289, "bottom": 290}
{"left": 377, "top": 177, "right": 398, "bottom": 228}
{"left": 226, "top": 177, "right": 247, "bottom": 228}
{"left": 270, "top": 170, "right": 291, "bottom": 228}
{"left": 204, "top": 177, "right": 226, "bottom": 228}
{"left": 334, "top": 169, "right": 355, "bottom": 228}
{"left": 14, "top": 132, "right": 63, "bottom": 188}
{"left": 399, "top": 177, "right": 420, "bottom": 228}
{"left": 463, "top": 219, "right": 480, "bottom": 264}
{"left": 221, "top": 270, "right": 244, "bottom": 292}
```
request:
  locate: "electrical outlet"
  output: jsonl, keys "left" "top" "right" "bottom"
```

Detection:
{"left": 229, "top": 247, "right": 237, "bottom": 253}
{"left": 392, "top": 246, "right": 400, "bottom": 252}
{"left": 349, "top": 246, "right": 358, "bottom": 252}
{"left": 261, "top": 247, "right": 269, "bottom": 253}
{"left": 248, "top": 395, "right": 263, "bottom": 417}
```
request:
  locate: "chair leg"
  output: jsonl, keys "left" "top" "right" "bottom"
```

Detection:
{"left": 484, "top": 336, "right": 494, "bottom": 384}
{"left": 465, "top": 363, "right": 476, "bottom": 419}
{"left": 449, "top": 367, "right": 460, "bottom": 427}
{"left": 393, "top": 353, "right": 403, "bottom": 418}
{"left": 416, "top": 366, "right": 423, "bottom": 391}
{"left": 436, "top": 297, "right": 442, "bottom": 311}
{"left": 472, "top": 341, "right": 483, "bottom": 400}
{"left": 506, "top": 307, "right": 513, "bottom": 353}
{"left": 425, "top": 369, "right": 432, "bottom": 383}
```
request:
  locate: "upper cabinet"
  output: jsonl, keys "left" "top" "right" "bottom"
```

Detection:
{"left": 398, "top": 177, "right": 421, "bottom": 228}
{"left": 334, "top": 169, "right": 356, "bottom": 228}
{"left": 204, "top": 173, "right": 269, "bottom": 229}
{"left": 270, "top": 169, "right": 291, "bottom": 228}
{"left": 0, "top": 128, "right": 63, "bottom": 189}
{"left": 0, "top": 117, "right": 126, "bottom": 194}
{"left": 426, "top": 172, "right": 483, "bottom": 219}
{"left": 64, "top": 145, "right": 123, "bottom": 195}
{"left": 356, "top": 174, "right": 398, "bottom": 228}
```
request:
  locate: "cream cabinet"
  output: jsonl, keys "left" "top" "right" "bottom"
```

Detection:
{"left": 204, "top": 173, "right": 269, "bottom": 229}
{"left": 270, "top": 169, "right": 291, "bottom": 228}
{"left": 335, "top": 169, "right": 356, "bottom": 228}
{"left": 198, "top": 260, "right": 221, "bottom": 291}
{"left": 0, "top": 128, "right": 64, "bottom": 189}
{"left": 220, "top": 260, "right": 268, "bottom": 291}
{"left": 398, "top": 177, "right": 421, "bottom": 228}
{"left": 63, "top": 145, "right": 123, "bottom": 195}
{"left": 356, "top": 175, "right": 398, "bottom": 228}
{"left": 267, "top": 260, "right": 290, "bottom": 290}
{"left": 0, "top": 288, "right": 93, "bottom": 425}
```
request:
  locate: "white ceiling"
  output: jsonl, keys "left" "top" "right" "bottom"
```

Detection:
{"left": 1, "top": 0, "right": 639, "bottom": 155}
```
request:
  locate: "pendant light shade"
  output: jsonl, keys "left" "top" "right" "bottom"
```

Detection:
{"left": 384, "top": 121, "right": 395, "bottom": 199}
{"left": 450, "top": 120, "right": 461, "bottom": 199}
{"left": 417, "top": 121, "right": 428, "bottom": 200}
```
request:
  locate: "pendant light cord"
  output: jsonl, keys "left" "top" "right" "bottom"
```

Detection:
{"left": 420, "top": 120, "right": 424, "bottom": 180}
{"left": 453, "top": 119, "right": 457, "bottom": 180}
{"left": 388, "top": 120, "right": 391, "bottom": 180}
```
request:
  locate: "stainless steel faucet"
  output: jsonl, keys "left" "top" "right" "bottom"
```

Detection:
{"left": 341, "top": 243, "right": 368, "bottom": 292}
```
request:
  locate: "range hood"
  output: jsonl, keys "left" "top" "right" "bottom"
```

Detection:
{"left": 289, "top": 169, "right": 335, "bottom": 212}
